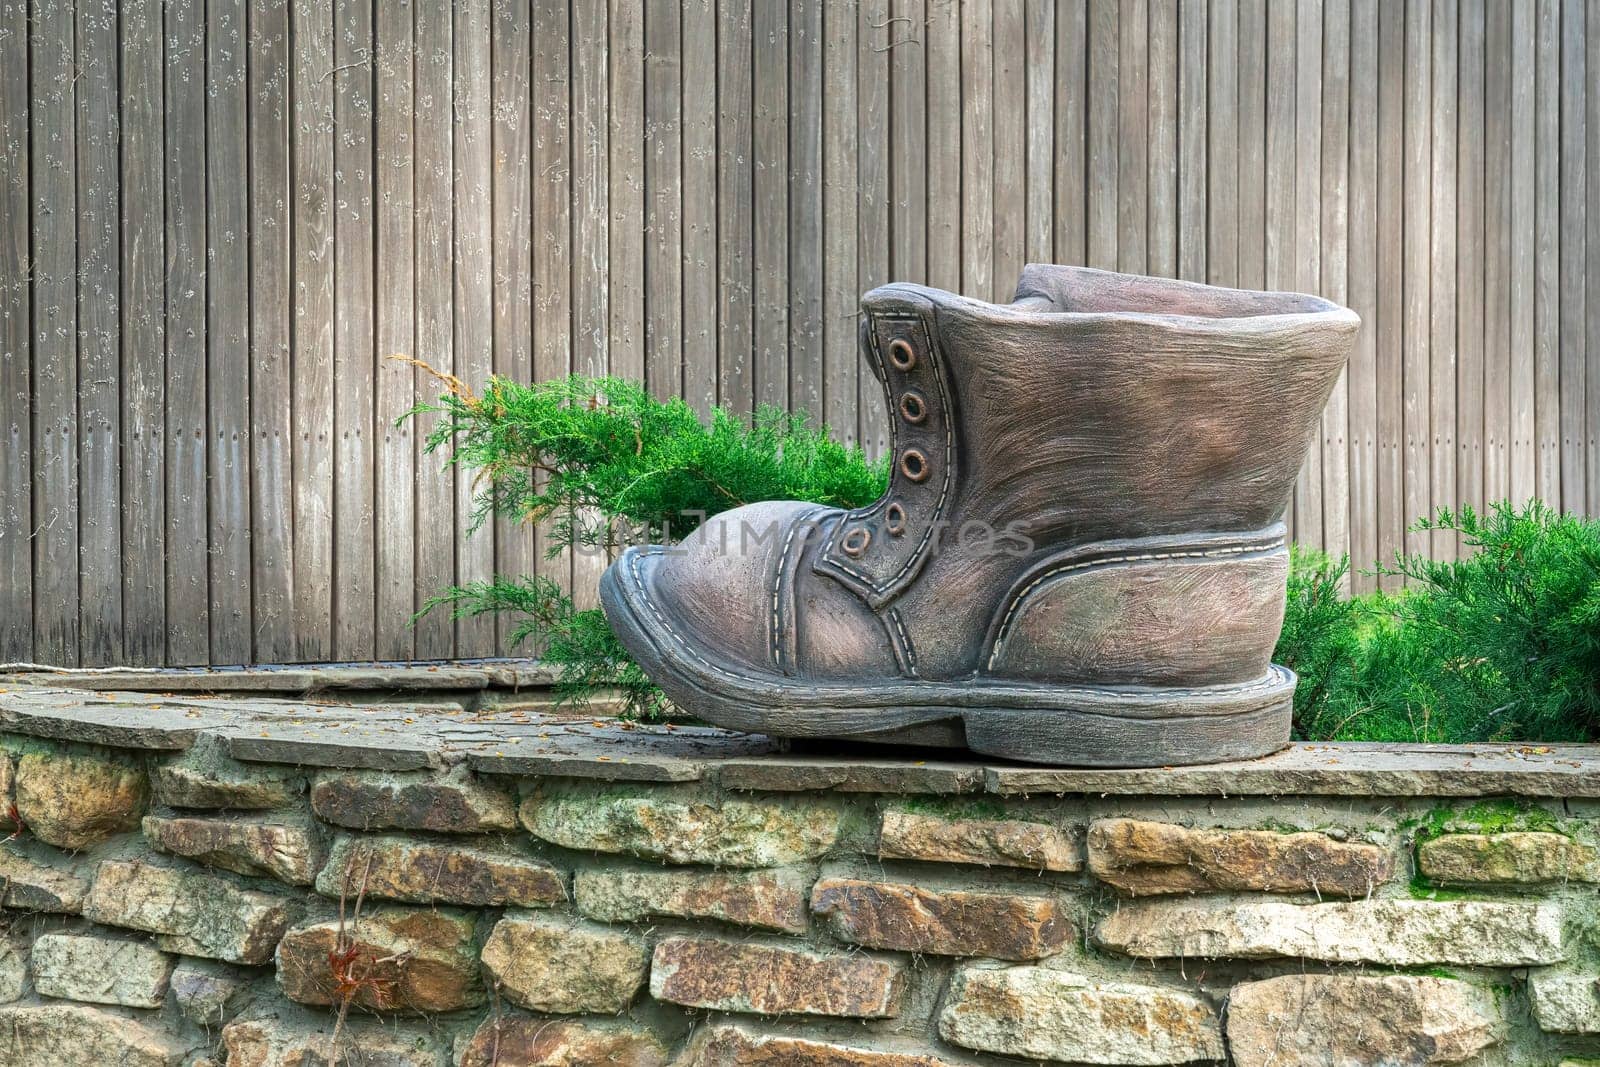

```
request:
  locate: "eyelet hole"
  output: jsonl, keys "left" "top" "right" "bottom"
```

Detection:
{"left": 899, "top": 448, "right": 930, "bottom": 483}
{"left": 888, "top": 338, "right": 917, "bottom": 370}
{"left": 885, "top": 502, "right": 907, "bottom": 536}
{"left": 899, "top": 391, "right": 927, "bottom": 424}
{"left": 840, "top": 526, "right": 872, "bottom": 557}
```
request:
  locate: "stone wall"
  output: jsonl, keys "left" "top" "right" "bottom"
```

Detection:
{"left": 0, "top": 689, "right": 1595, "bottom": 1065}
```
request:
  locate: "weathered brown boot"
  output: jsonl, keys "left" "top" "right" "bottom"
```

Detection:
{"left": 600, "top": 265, "right": 1358, "bottom": 766}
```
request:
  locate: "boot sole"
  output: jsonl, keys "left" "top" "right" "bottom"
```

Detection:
{"left": 600, "top": 559, "right": 1293, "bottom": 768}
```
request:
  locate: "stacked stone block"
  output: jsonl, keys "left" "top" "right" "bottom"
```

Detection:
{"left": 0, "top": 731, "right": 1593, "bottom": 1066}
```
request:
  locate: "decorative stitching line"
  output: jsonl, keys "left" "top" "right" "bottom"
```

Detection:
{"left": 985, "top": 537, "right": 1289, "bottom": 670}
{"left": 883, "top": 605, "right": 918, "bottom": 677}
{"left": 768, "top": 507, "right": 829, "bottom": 674}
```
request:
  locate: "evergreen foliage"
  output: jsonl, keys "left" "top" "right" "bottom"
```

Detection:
{"left": 411, "top": 370, "right": 1600, "bottom": 743}
{"left": 407, "top": 371, "right": 884, "bottom": 716}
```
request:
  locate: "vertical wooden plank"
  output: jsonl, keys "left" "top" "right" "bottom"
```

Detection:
{"left": 1147, "top": 0, "right": 1177, "bottom": 277}
{"left": 209, "top": 0, "right": 252, "bottom": 662}
{"left": 994, "top": 0, "right": 1026, "bottom": 296}
{"left": 1087, "top": 0, "right": 1119, "bottom": 270}
{"left": 891, "top": 0, "right": 929, "bottom": 286}
{"left": 1428, "top": 0, "right": 1456, "bottom": 559}
{"left": 1116, "top": 0, "right": 1147, "bottom": 275}
{"left": 1055, "top": 0, "right": 1088, "bottom": 265}
{"left": 76, "top": 0, "right": 121, "bottom": 664}
{"left": 413, "top": 0, "right": 455, "bottom": 659}
{"left": 332, "top": 0, "right": 376, "bottom": 660}
{"left": 601, "top": 0, "right": 643, "bottom": 605}
{"left": 961, "top": 0, "right": 995, "bottom": 297}
{"left": 1589, "top": 0, "right": 1600, "bottom": 509}
{"left": 611, "top": 0, "right": 646, "bottom": 387}
{"left": 1237, "top": 0, "right": 1266, "bottom": 289}
{"left": 858, "top": 0, "right": 889, "bottom": 454}
{"left": 1293, "top": 0, "right": 1324, "bottom": 551}
{"left": 165, "top": 0, "right": 207, "bottom": 663}
{"left": 822, "top": 0, "right": 859, "bottom": 440}
{"left": 375, "top": 0, "right": 415, "bottom": 658}
{"left": 718, "top": 0, "right": 754, "bottom": 415}
{"left": 1207, "top": 0, "right": 1239, "bottom": 287}
{"left": 753, "top": 0, "right": 789, "bottom": 406}
{"left": 1558, "top": 0, "right": 1586, "bottom": 513}
{"left": 1456, "top": 0, "right": 1485, "bottom": 543}
{"left": 1348, "top": 0, "right": 1380, "bottom": 586}
{"left": 645, "top": 0, "right": 683, "bottom": 402}
{"left": 1377, "top": 0, "right": 1405, "bottom": 583}
{"left": 1509, "top": 0, "right": 1536, "bottom": 505}
{"left": 32, "top": 0, "right": 79, "bottom": 664}
{"left": 0, "top": 0, "right": 31, "bottom": 661}
{"left": 1264, "top": 0, "right": 1295, "bottom": 293}
{"left": 1532, "top": 0, "right": 1560, "bottom": 508}
{"left": 790, "top": 0, "right": 824, "bottom": 420}
{"left": 249, "top": 0, "right": 293, "bottom": 662}
{"left": 927, "top": 0, "right": 961, "bottom": 291}
{"left": 571, "top": 0, "right": 608, "bottom": 461}
{"left": 453, "top": 0, "right": 495, "bottom": 655}
{"left": 1482, "top": 0, "right": 1512, "bottom": 515}
{"left": 532, "top": 0, "right": 571, "bottom": 607}
{"left": 293, "top": 0, "right": 335, "bottom": 660}
{"left": 1401, "top": 0, "right": 1430, "bottom": 554}
{"left": 681, "top": 0, "right": 718, "bottom": 417}
{"left": 1025, "top": 0, "right": 1055, "bottom": 265}
{"left": 1321, "top": 0, "right": 1351, "bottom": 575}
{"left": 1176, "top": 0, "right": 1205, "bottom": 281}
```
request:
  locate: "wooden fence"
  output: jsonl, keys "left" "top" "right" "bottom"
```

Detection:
{"left": 1, "top": 0, "right": 1597, "bottom": 667}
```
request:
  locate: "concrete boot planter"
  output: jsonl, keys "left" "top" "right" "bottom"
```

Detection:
{"left": 600, "top": 265, "right": 1359, "bottom": 766}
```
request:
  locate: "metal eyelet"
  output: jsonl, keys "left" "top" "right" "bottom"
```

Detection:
{"left": 888, "top": 338, "right": 917, "bottom": 371}
{"left": 898, "top": 391, "right": 927, "bottom": 425}
{"left": 899, "top": 448, "right": 930, "bottom": 483}
{"left": 840, "top": 526, "right": 872, "bottom": 557}
{"left": 885, "top": 502, "right": 907, "bottom": 536}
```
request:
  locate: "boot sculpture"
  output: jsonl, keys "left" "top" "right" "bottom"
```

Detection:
{"left": 601, "top": 265, "right": 1359, "bottom": 766}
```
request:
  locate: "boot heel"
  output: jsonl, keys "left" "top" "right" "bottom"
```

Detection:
{"left": 983, "top": 527, "right": 1290, "bottom": 689}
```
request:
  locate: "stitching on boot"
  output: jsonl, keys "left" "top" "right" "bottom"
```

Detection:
{"left": 985, "top": 537, "right": 1288, "bottom": 671}
{"left": 768, "top": 506, "right": 829, "bottom": 675}
{"left": 882, "top": 606, "right": 918, "bottom": 677}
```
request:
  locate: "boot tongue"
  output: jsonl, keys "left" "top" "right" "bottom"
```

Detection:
{"left": 814, "top": 300, "right": 956, "bottom": 610}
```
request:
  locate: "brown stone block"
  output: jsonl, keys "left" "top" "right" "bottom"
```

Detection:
{"left": 681, "top": 1025, "right": 971, "bottom": 1066}
{"left": 457, "top": 1015, "right": 669, "bottom": 1067}
{"left": 143, "top": 814, "right": 321, "bottom": 885}
{"left": 15, "top": 750, "right": 147, "bottom": 850}
{"left": 84, "top": 859, "right": 300, "bottom": 965}
{"left": 878, "top": 810, "right": 1080, "bottom": 872}
{"left": 810, "top": 877, "right": 1073, "bottom": 960}
{"left": 0, "top": 1003, "right": 192, "bottom": 1066}
{"left": 1419, "top": 831, "right": 1600, "bottom": 885}
{"left": 574, "top": 864, "right": 810, "bottom": 934}
{"left": 310, "top": 768, "right": 516, "bottom": 833}
{"left": 222, "top": 1015, "right": 445, "bottom": 1067}
{"left": 650, "top": 937, "right": 905, "bottom": 1018}
{"left": 479, "top": 913, "right": 650, "bottom": 1014}
{"left": 0, "top": 842, "right": 91, "bottom": 912}
{"left": 316, "top": 834, "right": 566, "bottom": 907}
{"left": 276, "top": 907, "right": 483, "bottom": 1014}
{"left": 1086, "top": 817, "right": 1393, "bottom": 897}
{"left": 1227, "top": 974, "right": 1500, "bottom": 1066}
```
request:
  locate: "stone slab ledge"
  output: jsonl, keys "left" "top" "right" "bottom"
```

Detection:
{"left": 0, "top": 686, "right": 1594, "bottom": 797}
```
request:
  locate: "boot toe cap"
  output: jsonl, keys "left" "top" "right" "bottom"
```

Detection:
{"left": 605, "top": 501, "right": 830, "bottom": 678}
